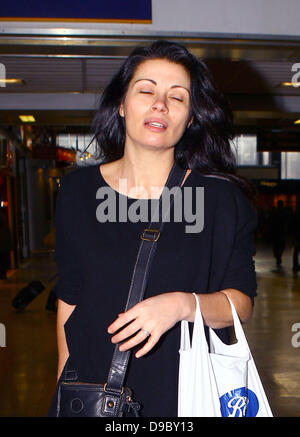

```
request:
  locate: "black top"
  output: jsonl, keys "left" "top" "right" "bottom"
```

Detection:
{"left": 49, "top": 163, "right": 257, "bottom": 417}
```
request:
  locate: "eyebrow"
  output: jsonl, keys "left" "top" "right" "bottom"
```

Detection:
{"left": 134, "top": 78, "right": 190, "bottom": 94}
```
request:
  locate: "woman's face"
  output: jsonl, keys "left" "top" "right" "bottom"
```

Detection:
{"left": 119, "top": 58, "right": 193, "bottom": 153}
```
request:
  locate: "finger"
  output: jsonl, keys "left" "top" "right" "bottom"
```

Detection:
{"left": 135, "top": 334, "right": 159, "bottom": 358}
{"left": 111, "top": 319, "right": 141, "bottom": 344}
{"left": 107, "top": 311, "right": 135, "bottom": 334}
{"left": 118, "top": 329, "right": 151, "bottom": 352}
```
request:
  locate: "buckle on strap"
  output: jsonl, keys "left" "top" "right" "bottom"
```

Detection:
{"left": 103, "top": 383, "right": 124, "bottom": 395}
{"left": 140, "top": 228, "right": 161, "bottom": 242}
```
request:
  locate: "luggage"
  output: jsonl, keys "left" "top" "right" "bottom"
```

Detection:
{"left": 12, "top": 280, "right": 45, "bottom": 311}
{"left": 12, "top": 272, "right": 58, "bottom": 311}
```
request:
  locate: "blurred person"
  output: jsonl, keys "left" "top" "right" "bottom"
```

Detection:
{"left": 291, "top": 202, "right": 300, "bottom": 272}
{"left": 268, "top": 200, "right": 288, "bottom": 267}
{"left": 0, "top": 209, "right": 12, "bottom": 280}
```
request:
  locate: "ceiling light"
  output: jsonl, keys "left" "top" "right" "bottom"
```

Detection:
{"left": 0, "top": 79, "right": 24, "bottom": 85}
{"left": 19, "top": 115, "right": 36, "bottom": 122}
{"left": 281, "top": 81, "right": 300, "bottom": 88}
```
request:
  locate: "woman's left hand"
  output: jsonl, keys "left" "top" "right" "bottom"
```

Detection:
{"left": 107, "top": 292, "right": 193, "bottom": 358}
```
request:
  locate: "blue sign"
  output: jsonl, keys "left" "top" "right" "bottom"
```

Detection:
{"left": 220, "top": 387, "right": 259, "bottom": 417}
{"left": 0, "top": 0, "right": 152, "bottom": 23}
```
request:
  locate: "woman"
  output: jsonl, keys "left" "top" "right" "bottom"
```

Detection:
{"left": 48, "top": 40, "right": 258, "bottom": 417}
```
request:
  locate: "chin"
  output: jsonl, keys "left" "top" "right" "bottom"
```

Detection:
{"left": 142, "top": 142, "right": 173, "bottom": 151}
{"left": 141, "top": 135, "right": 176, "bottom": 149}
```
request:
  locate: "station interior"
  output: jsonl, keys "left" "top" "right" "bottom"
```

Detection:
{"left": 0, "top": 1, "right": 300, "bottom": 418}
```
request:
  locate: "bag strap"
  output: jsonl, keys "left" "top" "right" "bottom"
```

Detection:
{"left": 105, "top": 160, "right": 187, "bottom": 394}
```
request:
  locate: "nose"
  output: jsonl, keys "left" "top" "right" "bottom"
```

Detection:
{"left": 151, "top": 96, "right": 168, "bottom": 113}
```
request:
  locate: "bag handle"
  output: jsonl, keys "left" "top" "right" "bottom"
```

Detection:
{"left": 180, "top": 292, "right": 250, "bottom": 354}
{"left": 218, "top": 294, "right": 250, "bottom": 350}
{"left": 180, "top": 293, "right": 209, "bottom": 352}
{"left": 105, "top": 160, "right": 187, "bottom": 395}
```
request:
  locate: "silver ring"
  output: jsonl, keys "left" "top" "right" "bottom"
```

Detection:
{"left": 141, "top": 329, "right": 151, "bottom": 337}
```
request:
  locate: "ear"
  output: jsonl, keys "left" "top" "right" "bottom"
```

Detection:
{"left": 187, "top": 116, "right": 193, "bottom": 128}
{"left": 119, "top": 103, "right": 125, "bottom": 118}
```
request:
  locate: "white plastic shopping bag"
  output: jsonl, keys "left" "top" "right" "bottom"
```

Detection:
{"left": 178, "top": 293, "right": 273, "bottom": 417}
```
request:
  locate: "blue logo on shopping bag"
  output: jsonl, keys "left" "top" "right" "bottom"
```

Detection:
{"left": 219, "top": 387, "right": 259, "bottom": 417}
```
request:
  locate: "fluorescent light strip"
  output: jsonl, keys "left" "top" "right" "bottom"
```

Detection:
{"left": 0, "top": 79, "right": 23, "bottom": 84}
{"left": 19, "top": 115, "right": 35, "bottom": 122}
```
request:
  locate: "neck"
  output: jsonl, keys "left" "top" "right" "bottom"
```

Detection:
{"left": 116, "top": 149, "right": 174, "bottom": 199}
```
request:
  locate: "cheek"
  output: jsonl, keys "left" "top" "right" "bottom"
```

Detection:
{"left": 172, "top": 112, "right": 190, "bottom": 135}
{"left": 123, "top": 102, "right": 141, "bottom": 130}
{"left": 124, "top": 99, "right": 144, "bottom": 123}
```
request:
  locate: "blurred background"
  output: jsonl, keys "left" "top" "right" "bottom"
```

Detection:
{"left": 0, "top": 0, "right": 300, "bottom": 417}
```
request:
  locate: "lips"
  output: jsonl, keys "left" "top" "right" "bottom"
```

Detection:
{"left": 144, "top": 118, "right": 168, "bottom": 130}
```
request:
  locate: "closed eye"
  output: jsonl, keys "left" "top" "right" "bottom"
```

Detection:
{"left": 171, "top": 96, "right": 183, "bottom": 102}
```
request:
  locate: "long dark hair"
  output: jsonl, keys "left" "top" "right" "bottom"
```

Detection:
{"left": 89, "top": 40, "right": 258, "bottom": 207}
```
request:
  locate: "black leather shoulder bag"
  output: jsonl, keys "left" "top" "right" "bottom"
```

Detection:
{"left": 56, "top": 160, "right": 187, "bottom": 417}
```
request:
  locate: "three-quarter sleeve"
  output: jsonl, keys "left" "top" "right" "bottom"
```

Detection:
{"left": 214, "top": 182, "right": 258, "bottom": 303}
{"left": 53, "top": 174, "right": 83, "bottom": 305}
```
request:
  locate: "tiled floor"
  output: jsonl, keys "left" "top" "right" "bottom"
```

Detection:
{"left": 0, "top": 252, "right": 58, "bottom": 417}
{"left": 0, "top": 240, "right": 299, "bottom": 417}
{"left": 243, "top": 239, "right": 300, "bottom": 417}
